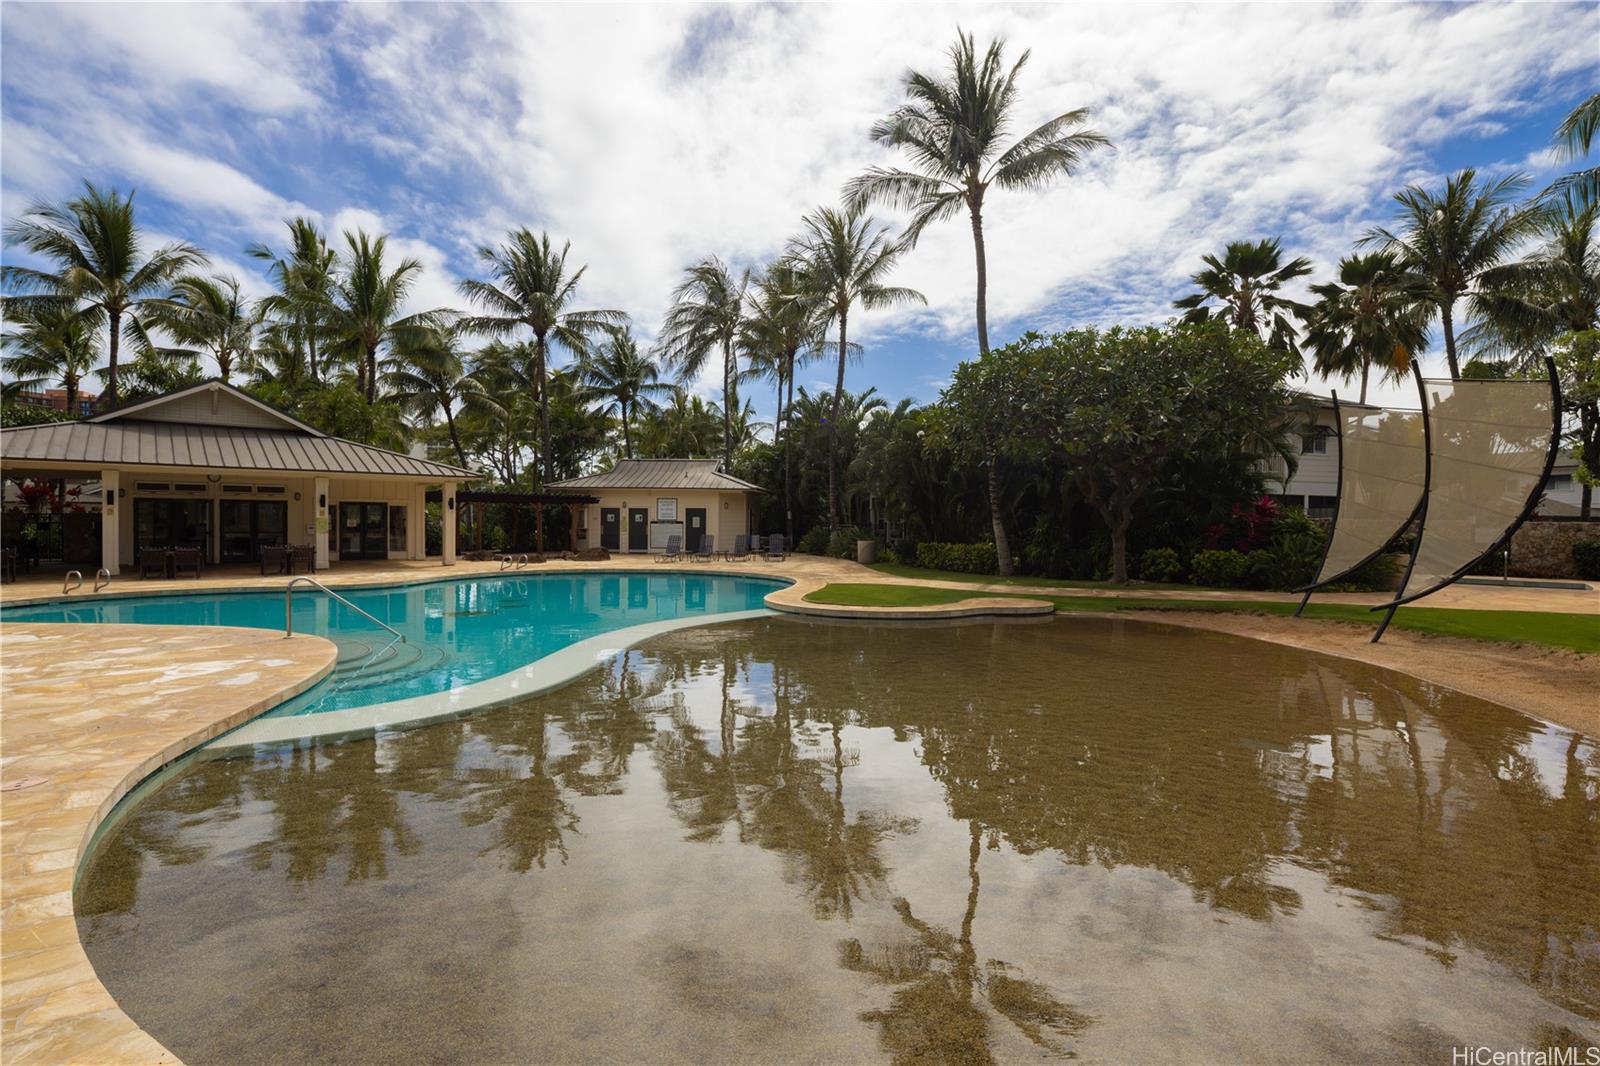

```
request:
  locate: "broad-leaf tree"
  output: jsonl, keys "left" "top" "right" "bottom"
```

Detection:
{"left": 1363, "top": 168, "right": 1535, "bottom": 380}
{"left": 458, "top": 229, "right": 624, "bottom": 484}
{"left": 659, "top": 256, "right": 749, "bottom": 469}
{"left": 2, "top": 182, "right": 206, "bottom": 404}
{"left": 1174, "top": 238, "right": 1313, "bottom": 353}
{"left": 577, "top": 326, "right": 671, "bottom": 459}
{"left": 788, "top": 204, "right": 923, "bottom": 528}
{"left": 1300, "top": 252, "right": 1430, "bottom": 404}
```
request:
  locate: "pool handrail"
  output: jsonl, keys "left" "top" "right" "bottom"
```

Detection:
{"left": 93, "top": 567, "right": 111, "bottom": 593}
{"left": 62, "top": 570, "right": 82, "bottom": 595}
{"left": 284, "top": 576, "right": 407, "bottom": 644}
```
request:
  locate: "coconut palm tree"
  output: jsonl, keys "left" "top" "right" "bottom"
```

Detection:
{"left": 1547, "top": 93, "right": 1600, "bottom": 206}
{"left": 384, "top": 323, "right": 497, "bottom": 468}
{"left": 787, "top": 204, "right": 924, "bottom": 529}
{"left": 325, "top": 229, "right": 437, "bottom": 403}
{"left": 161, "top": 273, "right": 259, "bottom": 383}
{"left": 846, "top": 29, "right": 1108, "bottom": 357}
{"left": 458, "top": 229, "right": 624, "bottom": 485}
{"left": 576, "top": 327, "right": 671, "bottom": 459}
{"left": 659, "top": 257, "right": 749, "bottom": 469}
{"left": 248, "top": 217, "right": 337, "bottom": 382}
{"left": 740, "top": 262, "right": 827, "bottom": 539}
{"left": 1299, "top": 253, "right": 1431, "bottom": 404}
{"left": 636, "top": 389, "right": 724, "bottom": 459}
{"left": 1174, "top": 238, "right": 1313, "bottom": 352}
{"left": 1362, "top": 169, "right": 1535, "bottom": 380}
{"left": 2, "top": 182, "right": 206, "bottom": 404}
{"left": 1467, "top": 196, "right": 1600, "bottom": 357}
{"left": 1, "top": 298, "right": 100, "bottom": 413}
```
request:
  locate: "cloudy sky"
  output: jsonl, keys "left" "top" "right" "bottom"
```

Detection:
{"left": 2, "top": 2, "right": 1595, "bottom": 417}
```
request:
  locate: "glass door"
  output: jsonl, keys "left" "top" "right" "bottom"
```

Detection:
{"left": 338, "top": 502, "right": 389, "bottom": 560}
{"left": 219, "top": 500, "right": 286, "bottom": 563}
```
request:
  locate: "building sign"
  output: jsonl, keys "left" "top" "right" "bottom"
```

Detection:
{"left": 657, "top": 498, "right": 678, "bottom": 521}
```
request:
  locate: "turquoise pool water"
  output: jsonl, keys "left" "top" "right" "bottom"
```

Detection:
{"left": 2, "top": 572, "right": 783, "bottom": 717}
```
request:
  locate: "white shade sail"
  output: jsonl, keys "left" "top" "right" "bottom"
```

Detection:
{"left": 1313, "top": 405, "right": 1425, "bottom": 586}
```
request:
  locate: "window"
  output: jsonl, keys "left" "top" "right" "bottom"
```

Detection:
{"left": 255, "top": 485, "right": 286, "bottom": 495}
{"left": 1548, "top": 474, "right": 1574, "bottom": 489}
{"left": 1301, "top": 427, "right": 1331, "bottom": 455}
{"left": 173, "top": 483, "right": 206, "bottom": 494}
{"left": 389, "top": 505, "right": 407, "bottom": 551}
{"left": 222, "top": 483, "right": 253, "bottom": 494}
{"left": 134, "top": 481, "right": 171, "bottom": 492}
{"left": 1308, "top": 496, "right": 1338, "bottom": 520}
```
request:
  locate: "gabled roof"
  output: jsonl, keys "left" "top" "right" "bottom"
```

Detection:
{"left": 547, "top": 458, "right": 764, "bottom": 493}
{"left": 88, "top": 379, "right": 322, "bottom": 435}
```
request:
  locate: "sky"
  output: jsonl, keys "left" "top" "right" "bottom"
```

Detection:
{"left": 2, "top": 2, "right": 1596, "bottom": 421}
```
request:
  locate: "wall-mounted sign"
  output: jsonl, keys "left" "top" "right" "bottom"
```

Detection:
{"left": 657, "top": 498, "right": 678, "bottom": 521}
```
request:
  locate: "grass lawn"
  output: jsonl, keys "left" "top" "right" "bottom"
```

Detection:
{"left": 806, "top": 583, "right": 1600, "bottom": 653}
{"left": 868, "top": 562, "right": 1204, "bottom": 592}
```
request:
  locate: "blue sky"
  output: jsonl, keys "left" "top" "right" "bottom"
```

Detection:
{"left": 3, "top": 2, "right": 1596, "bottom": 421}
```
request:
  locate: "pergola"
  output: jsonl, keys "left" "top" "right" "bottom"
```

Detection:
{"left": 426, "top": 489, "right": 600, "bottom": 553}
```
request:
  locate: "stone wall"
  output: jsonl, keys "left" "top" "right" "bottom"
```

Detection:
{"left": 1506, "top": 519, "right": 1600, "bottom": 579}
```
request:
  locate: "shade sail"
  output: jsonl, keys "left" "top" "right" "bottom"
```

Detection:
{"left": 1313, "top": 405, "right": 1425, "bottom": 586}
{"left": 1400, "top": 378, "right": 1556, "bottom": 600}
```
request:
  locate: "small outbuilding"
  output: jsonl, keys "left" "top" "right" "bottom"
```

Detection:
{"left": 547, "top": 459, "right": 763, "bottom": 554}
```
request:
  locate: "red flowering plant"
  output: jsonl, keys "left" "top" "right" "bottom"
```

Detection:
{"left": 1204, "top": 495, "right": 1280, "bottom": 552}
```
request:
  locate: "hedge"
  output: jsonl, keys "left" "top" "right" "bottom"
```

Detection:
{"left": 915, "top": 541, "right": 998, "bottom": 575}
{"left": 1574, "top": 538, "right": 1600, "bottom": 581}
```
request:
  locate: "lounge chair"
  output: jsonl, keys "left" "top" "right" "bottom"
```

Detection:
{"left": 172, "top": 547, "right": 203, "bottom": 579}
{"left": 727, "top": 534, "right": 752, "bottom": 562}
{"left": 655, "top": 535, "right": 683, "bottom": 563}
{"left": 139, "top": 547, "right": 168, "bottom": 579}
{"left": 692, "top": 534, "right": 715, "bottom": 562}
{"left": 764, "top": 534, "right": 786, "bottom": 561}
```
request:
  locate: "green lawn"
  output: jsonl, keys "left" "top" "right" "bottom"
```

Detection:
{"left": 867, "top": 562, "right": 1204, "bottom": 592}
{"left": 806, "top": 583, "right": 1599, "bottom": 653}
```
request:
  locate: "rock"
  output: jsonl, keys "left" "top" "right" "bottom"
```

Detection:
{"left": 574, "top": 547, "right": 611, "bottom": 561}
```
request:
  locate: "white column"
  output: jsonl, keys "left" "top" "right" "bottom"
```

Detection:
{"left": 408, "top": 484, "right": 425, "bottom": 560}
{"left": 100, "top": 469, "right": 121, "bottom": 575}
{"left": 442, "top": 481, "right": 456, "bottom": 565}
{"left": 314, "top": 477, "right": 330, "bottom": 570}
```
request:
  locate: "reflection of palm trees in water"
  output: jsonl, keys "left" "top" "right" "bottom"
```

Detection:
{"left": 465, "top": 706, "right": 579, "bottom": 872}
{"left": 841, "top": 819, "right": 1090, "bottom": 1064}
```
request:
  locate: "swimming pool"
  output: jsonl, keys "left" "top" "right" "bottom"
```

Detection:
{"left": 2, "top": 572, "right": 785, "bottom": 727}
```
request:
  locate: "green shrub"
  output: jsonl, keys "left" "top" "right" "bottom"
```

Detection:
{"left": 1191, "top": 548, "right": 1249, "bottom": 588}
{"left": 797, "top": 527, "right": 830, "bottom": 555}
{"left": 915, "top": 541, "right": 998, "bottom": 574}
{"left": 1574, "top": 538, "right": 1600, "bottom": 580}
{"left": 1139, "top": 547, "right": 1182, "bottom": 583}
{"left": 877, "top": 546, "right": 901, "bottom": 566}
{"left": 828, "top": 526, "right": 869, "bottom": 560}
{"left": 487, "top": 525, "right": 508, "bottom": 552}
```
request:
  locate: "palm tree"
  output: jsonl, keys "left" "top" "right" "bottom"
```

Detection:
{"left": 740, "top": 262, "right": 826, "bottom": 539}
{"left": 2, "top": 182, "right": 206, "bottom": 404}
{"left": 161, "top": 274, "right": 259, "bottom": 382}
{"left": 1, "top": 298, "right": 100, "bottom": 413}
{"left": 1547, "top": 93, "right": 1600, "bottom": 206}
{"left": 325, "top": 229, "right": 435, "bottom": 403}
{"left": 659, "top": 257, "right": 749, "bottom": 468}
{"left": 636, "top": 388, "right": 723, "bottom": 459}
{"left": 1300, "top": 253, "right": 1430, "bottom": 404}
{"left": 846, "top": 29, "right": 1108, "bottom": 357}
{"left": 577, "top": 327, "right": 671, "bottom": 459}
{"left": 1174, "top": 238, "right": 1313, "bottom": 352}
{"left": 1467, "top": 196, "right": 1599, "bottom": 356}
{"left": 458, "top": 229, "right": 624, "bottom": 485}
{"left": 248, "top": 217, "right": 336, "bottom": 383}
{"left": 384, "top": 323, "right": 497, "bottom": 468}
{"left": 1363, "top": 169, "right": 1535, "bottom": 380}
{"left": 787, "top": 204, "right": 924, "bottom": 529}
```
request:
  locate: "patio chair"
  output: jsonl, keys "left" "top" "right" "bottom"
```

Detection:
{"left": 727, "top": 534, "right": 752, "bottom": 562}
{"left": 655, "top": 535, "right": 682, "bottom": 563}
{"left": 260, "top": 544, "right": 289, "bottom": 576}
{"left": 692, "top": 534, "right": 715, "bottom": 562}
{"left": 290, "top": 544, "right": 316, "bottom": 574}
{"left": 138, "top": 548, "right": 168, "bottom": 579}
{"left": 764, "top": 533, "right": 787, "bottom": 561}
{"left": 172, "top": 547, "right": 203, "bottom": 579}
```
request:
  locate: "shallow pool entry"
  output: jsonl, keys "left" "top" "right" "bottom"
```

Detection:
{"left": 75, "top": 617, "right": 1599, "bottom": 1063}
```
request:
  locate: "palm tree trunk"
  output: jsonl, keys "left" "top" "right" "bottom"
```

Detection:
{"left": 1359, "top": 363, "right": 1370, "bottom": 405}
{"left": 64, "top": 374, "right": 78, "bottom": 415}
{"left": 622, "top": 398, "right": 633, "bottom": 459}
{"left": 784, "top": 356, "right": 796, "bottom": 541}
{"left": 105, "top": 307, "right": 122, "bottom": 405}
{"left": 968, "top": 198, "right": 989, "bottom": 357}
{"left": 1440, "top": 302, "right": 1461, "bottom": 380}
{"left": 722, "top": 337, "right": 734, "bottom": 469}
{"left": 986, "top": 447, "right": 1013, "bottom": 576}
{"left": 536, "top": 335, "right": 553, "bottom": 485}
{"left": 442, "top": 402, "right": 468, "bottom": 469}
{"left": 829, "top": 310, "right": 848, "bottom": 530}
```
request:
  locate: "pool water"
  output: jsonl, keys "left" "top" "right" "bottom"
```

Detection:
{"left": 4, "top": 572, "right": 782, "bottom": 716}
{"left": 75, "top": 617, "right": 1599, "bottom": 1063}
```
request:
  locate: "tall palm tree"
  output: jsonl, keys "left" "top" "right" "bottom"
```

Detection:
{"left": 1467, "top": 196, "right": 1600, "bottom": 356}
{"left": 2, "top": 182, "right": 206, "bottom": 404}
{"left": 1547, "top": 93, "right": 1600, "bottom": 206}
{"left": 466, "top": 340, "right": 540, "bottom": 483}
{"left": 787, "top": 204, "right": 924, "bottom": 529}
{"left": 1300, "top": 252, "right": 1431, "bottom": 404}
{"left": 577, "top": 327, "right": 671, "bottom": 459}
{"left": 325, "top": 229, "right": 434, "bottom": 403}
{"left": 161, "top": 273, "right": 259, "bottom": 382}
{"left": 1363, "top": 168, "right": 1535, "bottom": 380}
{"left": 846, "top": 29, "right": 1108, "bottom": 357}
{"left": 1174, "top": 238, "right": 1313, "bottom": 352}
{"left": 636, "top": 388, "right": 723, "bottom": 459}
{"left": 384, "top": 323, "right": 497, "bottom": 468}
{"left": 740, "top": 262, "right": 826, "bottom": 539}
{"left": 248, "top": 217, "right": 336, "bottom": 383}
{"left": 1, "top": 298, "right": 100, "bottom": 413}
{"left": 659, "top": 257, "right": 749, "bottom": 469}
{"left": 458, "top": 229, "right": 624, "bottom": 485}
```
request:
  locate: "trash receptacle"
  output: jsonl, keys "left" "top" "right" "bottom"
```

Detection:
{"left": 856, "top": 539, "right": 878, "bottom": 565}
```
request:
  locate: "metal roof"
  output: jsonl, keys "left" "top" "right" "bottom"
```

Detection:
{"left": 546, "top": 458, "right": 764, "bottom": 493}
{"left": 0, "top": 420, "right": 478, "bottom": 480}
